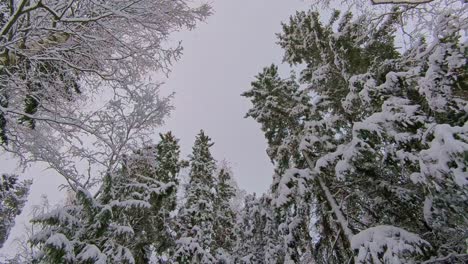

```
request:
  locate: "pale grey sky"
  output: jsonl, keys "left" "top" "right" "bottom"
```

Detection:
{"left": 161, "top": 0, "right": 310, "bottom": 194}
{"left": 0, "top": 0, "right": 311, "bottom": 255}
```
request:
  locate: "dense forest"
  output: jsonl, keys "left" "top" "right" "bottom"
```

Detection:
{"left": 0, "top": 0, "right": 466, "bottom": 263}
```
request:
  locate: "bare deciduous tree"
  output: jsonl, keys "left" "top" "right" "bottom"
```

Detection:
{"left": 0, "top": 0, "right": 210, "bottom": 189}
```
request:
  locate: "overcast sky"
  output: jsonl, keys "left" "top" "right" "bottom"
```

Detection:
{"left": 161, "top": 0, "right": 310, "bottom": 194}
{"left": 0, "top": 0, "right": 311, "bottom": 255}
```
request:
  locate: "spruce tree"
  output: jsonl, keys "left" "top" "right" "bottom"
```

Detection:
{"left": 174, "top": 130, "right": 217, "bottom": 263}
{"left": 30, "top": 175, "right": 142, "bottom": 263}
{"left": 235, "top": 193, "right": 284, "bottom": 264}
{"left": 242, "top": 64, "right": 315, "bottom": 262}
{"left": 235, "top": 194, "right": 259, "bottom": 263}
{"left": 30, "top": 133, "right": 183, "bottom": 263}
{"left": 212, "top": 165, "right": 237, "bottom": 262}
{"left": 119, "top": 132, "right": 182, "bottom": 263}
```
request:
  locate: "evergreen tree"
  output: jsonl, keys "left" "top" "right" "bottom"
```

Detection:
{"left": 271, "top": 168, "right": 314, "bottom": 263}
{"left": 0, "top": 174, "right": 32, "bottom": 249}
{"left": 31, "top": 175, "right": 139, "bottom": 263}
{"left": 235, "top": 193, "right": 284, "bottom": 264}
{"left": 242, "top": 64, "right": 315, "bottom": 262}
{"left": 242, "top": 65, "right": 310, "bottom": 169}
{"left": 119, "top": 132, "right": 182, "bottom": 263}
{"left": 30, "top": 132, "right": 183, "bottom": 263}
{"left": 212, "top": 165, "right": 237, "bottom": 262}
{"left": 174, "top": 130, "right": 217, "bottom": 263}
{"left": 235, "top": 194, "right": 259, "bottom": 263}
{"left": 245, "top": 8, "right": 467, "bottom": 263}
{"left": 235, "top": 193, "right": 258, "bottom": 263}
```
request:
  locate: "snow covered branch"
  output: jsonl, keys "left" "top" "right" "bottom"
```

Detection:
{"left": 0, "top": 0, "right": 211, "bottom": 188}
{"left": 371, "top": 0, "right": 434, "bottom": 4}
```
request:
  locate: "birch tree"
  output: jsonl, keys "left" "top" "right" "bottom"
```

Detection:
{"left": 0, "top": 1, "right": 210, "bottom": 261}
{"left": 0, "top": 0, "right": 211, "bottom": 190}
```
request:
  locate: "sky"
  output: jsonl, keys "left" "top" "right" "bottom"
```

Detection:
{"left": 161, "top": 0, "right": 311, "bottom": 194}
{"left": 0, "top": 0, "right": 311, "bottom": 256}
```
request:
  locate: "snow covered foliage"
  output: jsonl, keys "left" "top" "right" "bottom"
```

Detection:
{"left": 0, "top": 2, "right": 211, "bottom": 260}
{"left": 212, "top": 165, "right": 238, "bottom": 261}
{"left": 117, "top": 132, "right": 183, "bottom": 263}
{"left": 174, "top": 131, "right": 217, "bottom": 263}
{"left": 270, "top": 168, "right": 315, "bottom": 263}
{"left": 351, "top": 225, "right": 430, "bottom": 264}
{"left": 245, "top": 6, "right": 467, "bottom": 264}
{"left": 0, "top": 0, "right": 211, "bottom": 221}
{"left": 235, "top": 193, "right": 283, "bottom": 264}
{"left": 0, "top": 0, "right": 211, "bottom": 146}
{"left": 242, "top": 64, "right": 311, "bottom": 168}
{"left": 242, "top": 64, "right": 316, "bottom": 262}
{"left": 30, "top": 178, "right": 139, "bottom": 263}
{"left": 28, "top": 131, "right": 248, "bottom": 263}
{"left": 0, "top": 174, "right": 31, "bottom": 249}
{"left": 30, "top": 133, "right": 183, "bottom": 263}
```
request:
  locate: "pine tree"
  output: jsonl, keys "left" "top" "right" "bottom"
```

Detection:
{"left": 242, "top": 64, "right": 315, "bottom": 263}
{"left": 246, "top": 7, "right": 467, "bottom": 264}
{"left": 174, "top": 130, "right": 217, "bottom": 263}
{"left": 242, "top": 65, "right": 310, "bottom": 170}
{"left": 0, "top": 174, "right": 32, "bottom": 249}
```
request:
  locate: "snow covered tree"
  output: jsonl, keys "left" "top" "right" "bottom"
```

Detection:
{"left": 242, "top": 65, "right": 316, "bottom": 262}
{"left": 0, "top": 173, "right": 31, "bottom": 249}
{"left": 270, "top": 168, "right": 314, "bottom": 263}
{"left": 235, "top": 193, "right": 283, "bottom": 264}
{"left": 151, "top": 132, "right": 183, "bottom": 257}
{"left": 235, "top": 194, "right": 258, "bottom": 263}
{"left": 117, "top": 132, "right": 182, "bottom": 263}
{"left": 242, "top": 65, "right": 310, "bottom": 170}
{"left": 0, "top": 1, "right": 211, "bottom": 232}
{"left": 276, "top": 9, "right": 405, "bottom": 263}
{"left": 0, "top": 3, "right": 210, "bottom": 259}
{"left": 212, "top": 164, "right": 238, "bottom": 262}
{"left": 29, "top": 132, "right": 184, "bottom": 263}
{"left": 174, "top": 130, "right": 217, "bottom": 263}
{"left": 246, "top": 6, "right": 467, "bottom": 263}
{"left": 0, "top": 0, "right": 211, "bottom": 146}
{"left": 30, "top": 173, "right": 144, "bottom": 263}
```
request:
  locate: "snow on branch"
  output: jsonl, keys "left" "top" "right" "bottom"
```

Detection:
{"left": 372, "top": 0, "right": 434, "bottom": 4}
{"left": 0, "top": 0, "right": 211, "bottom": 192}
{"left": 352, "top": 225, "right": 431, "bottom": 264}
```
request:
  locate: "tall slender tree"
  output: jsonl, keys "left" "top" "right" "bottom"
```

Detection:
{"left": 174, "top": 130, "right": 217, "bottom": 263}
{"left": 118, "top": 132, "right": 182, "bottom": 263}
{"left": 245, "top": 7, "right": 467, "bottom": 263}
{"left": 212, "top": 165, "right": 238, "bottom": 262}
